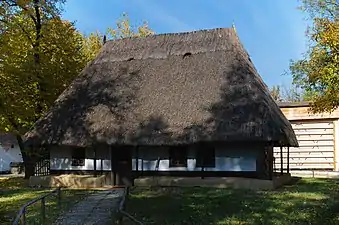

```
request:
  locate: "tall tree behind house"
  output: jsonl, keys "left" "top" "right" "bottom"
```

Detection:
{"left": 0, "top": 0, "right": 154, "bottom": 178}
{"left": 290, "top": 0, "right": 339, "bottom": 113}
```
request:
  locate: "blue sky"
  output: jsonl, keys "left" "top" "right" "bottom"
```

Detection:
{"left": 62, "top": 0, "right": 309, "bottom": 88}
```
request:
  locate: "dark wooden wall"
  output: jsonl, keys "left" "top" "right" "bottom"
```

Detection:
{"left": 110, "top": 146, "right": 133, "bottom": 186}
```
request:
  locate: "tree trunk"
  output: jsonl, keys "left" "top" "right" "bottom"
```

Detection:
{"left": 16, "top": 135, "right": 36, "bottom": 179}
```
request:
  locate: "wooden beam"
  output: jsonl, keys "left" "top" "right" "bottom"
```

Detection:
{"left": 100, "top": 158, "right": 103, "bottom": 175}
{"left": 110, "top": 146, "right": 114, "bottom": 185}
{"left": 268, "top": 145, "right": 273, "bottom": 180}
{"left": 280, "top": 146, "right": 283, "bottom": 175}
{"left": 334, "top": 120, "right": 339, "bottom": 171}
{"left": 287, "top": 146, "right": 290, "bottom": 174}
{"left": 93, "top": 147, "right": 97, "bottom": 177}
{"left": 135, "top": 146, "right": 139, "bottom": 176}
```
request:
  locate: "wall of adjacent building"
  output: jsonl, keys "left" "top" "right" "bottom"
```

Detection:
{"left": 274, "top": 103, "right": 339, "bottom": 174}
{"left": 0, "top": 133, "right": 23, "bottom": 173}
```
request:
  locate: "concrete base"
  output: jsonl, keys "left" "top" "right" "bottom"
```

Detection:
{"left": 29, "top": 175, "right": 107, "bottom": 189}
{"left": 134, "top": 174, "right": 292, "bottom": 190}
{"left": 290, "top": 170, "right": 339, "bottom": 178}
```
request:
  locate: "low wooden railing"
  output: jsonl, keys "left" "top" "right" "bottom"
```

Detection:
{"left": 12, "top": 188, "right": 61, "bottom": 225}
{"left": 117, "top": 187, "right": 144, "bottom": 225}
{"left": 35, "top": 159, "right": 50, "bottom": 176}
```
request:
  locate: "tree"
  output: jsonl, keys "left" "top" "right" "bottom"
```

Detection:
{"left": 290, "top": 0, "right": 338, "bottom": 113}
{"left": 0, "top": 2, "right": 154, "bottom": 178}
{"left": 0, "top": 0, "right": 86, "bottom": 178}
{"left": 270, "top": 85, "right": 282, "bottom": 102}
{"left": 269, "top": 84, "right": 305, "bottom": 103}
{"left": 82, "top": 13, "right": 154, "bottom": 62}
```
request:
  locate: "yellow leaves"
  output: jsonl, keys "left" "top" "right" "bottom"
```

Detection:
{"left": 0, "top": 13, "right": 85, "bottom": 134}
{"left": 0, "top": 9, "right": 154, "bottom": 135}
{"left": 291, "top": 10, "right": 339, "bottom": 113}
{"left": 106, "top": 12, "right": 154, "bottom": 40}
{"left": 16, "top": 0, "right": 31, "bottom": 7}
{"left": 82, "top": 13, "right": 155, "bottom": 63}
{"left": 0, "top": 6, "right": 5, "bottom": 15}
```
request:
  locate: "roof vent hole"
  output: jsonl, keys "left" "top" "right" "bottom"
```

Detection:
{"left": 183, "top": 52, "right": 192, "bottom": 59}
{"left": 127, "top": 57, "right": 134, "bottom": 61}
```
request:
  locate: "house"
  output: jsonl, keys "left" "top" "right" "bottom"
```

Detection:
{"left": 274, "top": 101, "right": 339, "bottom": 177}
{"left": 24, "top": 28, "right": 298, "bottom": 187}
{"left": 0, "top": 133, "right": 23, "bottom": 173}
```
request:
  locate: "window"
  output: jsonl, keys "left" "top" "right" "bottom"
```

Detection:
{"left": 169, "top": 146, "right": 187, "bottom": 167}
{"left": 71, "top": 148, "right": 86, "bottom": 166}
{"left": 196, "top": 146, "right": 215, "bottom": 168}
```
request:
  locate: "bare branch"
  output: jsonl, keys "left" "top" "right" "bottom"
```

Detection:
{"left": 1, "top": 0, "right": 38, "bottom": 25}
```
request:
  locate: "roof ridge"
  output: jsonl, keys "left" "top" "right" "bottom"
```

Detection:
{"left": 104, "top": 27, "right": 235, "bottom": 44}
{"left": 96, "top": 45, "right": 240, "bottom": 63}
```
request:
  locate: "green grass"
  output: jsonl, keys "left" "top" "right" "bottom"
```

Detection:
{"left": 0, "top": 177, "right": 95, "bottom": 225}
{"left": 123, "top": 178, "right": 339, "bottom": 225}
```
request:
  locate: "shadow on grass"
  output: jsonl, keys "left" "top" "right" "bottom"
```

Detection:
{"left": 123, "top": 178, "right": 339, "bottom": 225}
{"left": 0, "top": 177, "right": 95, "bottom": 225}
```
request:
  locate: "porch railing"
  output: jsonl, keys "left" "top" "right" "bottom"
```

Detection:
{"left": 116, "top": 187, "right": 144, "bottom": 225}
{"left": 35, "top": 159, "right": 50, "bottom": 176}
{"left": 12, "top": 188, "right": 61, "bottom": 225}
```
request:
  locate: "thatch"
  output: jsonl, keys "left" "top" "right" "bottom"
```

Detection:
{"left": 24, "top": 28, "right": 298, "bottom": 147}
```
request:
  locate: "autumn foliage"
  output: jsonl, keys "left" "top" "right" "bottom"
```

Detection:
{"left": 291, "top": 0, "right": 338, "bottom": 113}
{"left": 0, "top": 0, "right": 153, "bottom": 178}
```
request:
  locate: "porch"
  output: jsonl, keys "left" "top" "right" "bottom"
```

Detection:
{"left": 133, "top": 173, "right": 292, "bottom": 190}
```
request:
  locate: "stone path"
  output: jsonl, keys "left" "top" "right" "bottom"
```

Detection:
{"left": 54, "top": 188, "right": 124, "bottom": 225}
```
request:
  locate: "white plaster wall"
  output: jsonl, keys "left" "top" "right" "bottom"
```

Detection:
{"left": 0, "top": 144, "right": 23, "bottom": 172}
{"left": 50, "top": 145, "right": 259, "bottom": 172}
{"left": 132, "top": 145, "right": 258, "bottom": 172}
{"left": 50, "top": 146, "right": 111, "bottom": 171}
{"left": 132, "top": 146, "right": 197, "bottom": 171}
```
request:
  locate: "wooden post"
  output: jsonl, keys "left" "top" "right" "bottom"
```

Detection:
{"left": 100, "top": 159, "right": 103, "bottom": 175}
{"left": 334, "top": 120, "right": 339, "bottom": 171}
{"left": 41, "top": 198, "right": 46, "bottom": 225}
{"left": 280, "top": 146, "right": 283, "bottom": 175}
{"left": 268, "top": 145, "right": 273, "bottom": 180}
{"left": 93, "top": 147, "right": 97, "bottom": 177}
{"left": 141, "top": 155, "right": 144, "bottom": 177}
{"left": 287, "top": 146, "right": 290, "bottom": 174}
{"left": 135, "top": 147, "right": 139, "bottom": 178}
{"left": 110, "top": 146, "right": 115, "bottom": 186}
{"left": 201, "top": 148, "right": 205, "bottom": 179}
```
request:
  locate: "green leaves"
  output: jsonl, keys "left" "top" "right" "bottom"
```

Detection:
{"left": 0, "top": 7, "right": 154, "bottom": 136}
{"left": 82, "top": 13, "right": 154, "bottom": 63}
{"left": 291, "top": 0, "right": 339, "bottom": 113}
{"left": 0, "top": 1, "right": 78, "bottom": 135}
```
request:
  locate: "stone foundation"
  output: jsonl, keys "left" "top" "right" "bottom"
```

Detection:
{"left": 29, "top": 174, "right": 107, "bottom": 189}
{"left": 134, "top": 174, "right": 292, "bottom": 190}
{"left": 29, "top": 174, "right": 292, "bottom": 190}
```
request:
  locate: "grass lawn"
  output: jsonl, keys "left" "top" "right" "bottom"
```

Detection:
{"left": 0, "top": 176, "right": 95, "bottom": 225}
{"left": 123, "top": 178, "right": 339, "bottom": 225}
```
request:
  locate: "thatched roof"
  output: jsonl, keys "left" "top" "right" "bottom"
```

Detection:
{"left": 24, "top": 28, "right": 298, "bottom": 147}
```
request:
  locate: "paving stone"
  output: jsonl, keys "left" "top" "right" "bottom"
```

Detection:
{"left": 54, "top": 189, "right": 124, "bottom": 225}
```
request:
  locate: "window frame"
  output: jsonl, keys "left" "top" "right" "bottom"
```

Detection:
{"left": 71, "top": 148, "right": 86, "bottom": 167}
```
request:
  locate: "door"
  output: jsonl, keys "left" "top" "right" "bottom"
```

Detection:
{"left": 111, "top": 147, "right": 132, "bottom": 186}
